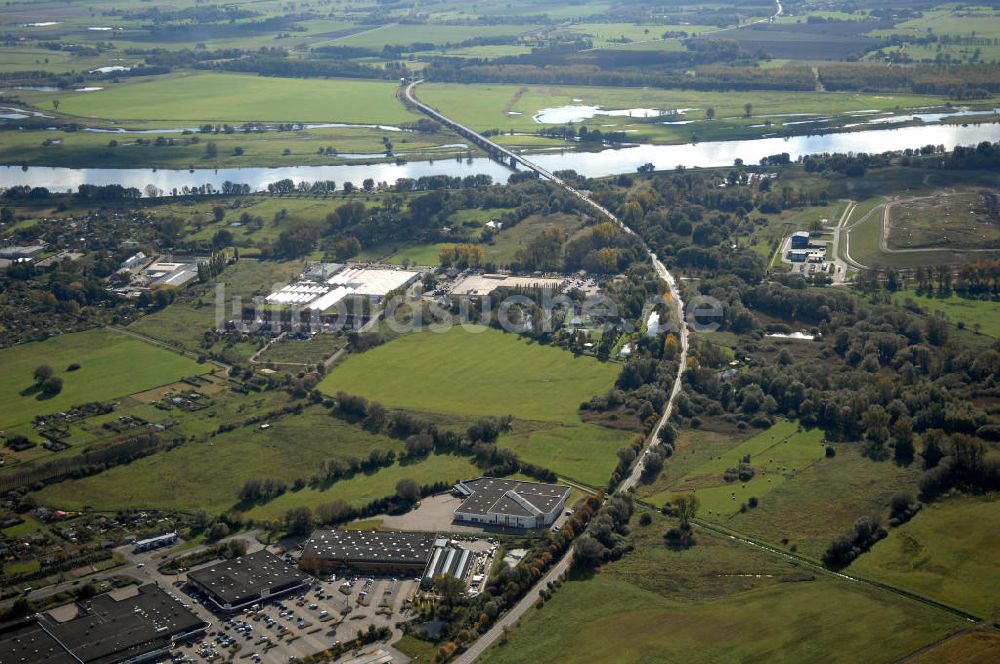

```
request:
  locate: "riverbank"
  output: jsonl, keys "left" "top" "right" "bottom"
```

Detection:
{"left": 3, "top": 120, "right": 999, "bottom": 192}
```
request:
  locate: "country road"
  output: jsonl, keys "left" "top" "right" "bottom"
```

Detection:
{"left": 404, "top": 80, "right": 692, "bottom": 664}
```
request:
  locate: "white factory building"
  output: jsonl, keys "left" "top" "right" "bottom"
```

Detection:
{"left": 264, "top": 264, "right": 420, "bottom": 311}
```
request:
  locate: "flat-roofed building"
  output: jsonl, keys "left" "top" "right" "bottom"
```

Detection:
{"left": 453, "top": 477, "right": 570, "bottom": 529}
{"left": 4, "top": 584, "right": 209, "bottom": 664}
{"left": 133, "top": 532, "right": 177, "bottom": 553}
{"left": 300, "top": 530, "right": 435, "bottom": 575}
{"left": 186, "top": 550, "right": 311, "bottom": 612}
{"left": 0, "top": 245, "right": 45, "bottom": 260}
{"left": 0, "top": 617, "right": 77, "bottom": 664}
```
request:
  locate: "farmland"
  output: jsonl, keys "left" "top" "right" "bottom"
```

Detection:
{"left": 0, "top": 328, "right": 205, "bottom": 431}
{"left": 46, "top": 73, "right": 416, "bottom": 125}
{"left": 0, "top": 123, "right": 470, "bottom": 170}
{"left": 320, "top": 326, "right": 618, "bottom": 423}
{"left": 416, "top": 82, "right": 966, "bottom": 141}
{"left": 31, "top": 405, "right": 409, "bottom": 514}
{"left": 319, "top": 325, "right": 631, "bottom": 483}
{"left": 721, "top": 444, "right": 924, "bottom": 560}
{"left": 243, "top": 453, "right": 479, "bottom": 521}
{"left": 850, "top": 495, "right": 1000, "bottom": 617}
{"left": 645, "top": 420, "right": 828, "bottom": 517}
{"left": 894, "top": 290, "right": 1000, "bottom": 338}
{"left": 479, "top": 512, "right": 967, "bottom": 664}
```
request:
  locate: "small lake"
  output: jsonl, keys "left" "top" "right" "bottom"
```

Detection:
{"left": 534, "top": 105, "right": 694, "bottom": 123}
{"left": 2, "top": 122, "right": 999, "bottom": 193}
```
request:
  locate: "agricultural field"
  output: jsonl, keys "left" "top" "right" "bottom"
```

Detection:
{"left": 330, "top": 23, "right": 541, "bottom": 50}
{"left": 886, "top": 191, "right": 1000, "bottom": 251}
{"left": 243, "top": 453, "right": 479, "bottom": 521}
{"left": 416, "top": 82, "right": 964, "bottom": 141}
{"left": 894, "top": 290, "right": 1000, "bottom": 338}
{"left": 867, "top": 5, "right": 1000, "bottom": 64}
{"left": 0, "top": 328, "right": 206, "bottom": 431}
{"left": 319, "top": 325, "right": 631, "bottom": 482}
{"left": 257, "top": 334, "right": 345, "bottom": 366}
{"left": 908, "top": 631, "right": 1000, "bottom": 664}
{"left": 320, "top": 326, "right": 617, "bottom": 423}
{"left": 31, "top": 405, "right": 408, "bottom": 514}
{"left": 499, "top": 421, "right": 629, "bottom": 488}
{"left": 479, "top": 512, "right": 967, "bottom": 664}
{"left": 0, "top": 124, "right": 470, "bottom": 170}
{"left": 645, "top": 420, "right": 828, "bottom": 518}
{"left": 850, "top": 495, "right": 1000, "bottom": 618}
{"left": 42, "top": 73, "right": 417, "bottom": 125}
{"left": 723, "top": 444, "right": 924, "bottom": 560}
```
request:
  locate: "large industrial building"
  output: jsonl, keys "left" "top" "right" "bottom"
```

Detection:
{"left": 300, "top": 530, "right": 436, "bottom": 575}
{"left": 0, "top": 584, "right": 207, "bottom": 664}
{"left": 265, "top": 264, "right": 420, "bottom": 312}
{"left": 300, "top": 530, "right": 482, "bottom": 591}
{"left": 448, "top": 274, "right": 566, "bottom": 297}
{"left": 453, "top": 477, "right": 570, "bottom": 529}
{"left": 186, "top": 550, "right": 311, "bottom": 611}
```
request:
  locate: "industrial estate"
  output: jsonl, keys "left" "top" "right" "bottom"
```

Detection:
{"left": 2, "top": 0, "right": 1000, "bottom": 663}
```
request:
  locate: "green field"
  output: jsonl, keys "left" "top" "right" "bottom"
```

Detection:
{"left": 320, "top": 326, "right": 618, "bottom": 423}
{"left": 319, "top": 326, "right": 629, "bottom": 482}
{"left": 244, "top": 453, "right": 479, "bottom": 521}
{"left": 51, "top": 73, "right": 417, "bottom": 125}
{"left": 647, "top": 420, "right": 828, "bottom": 517}
{"left": 480, "top": 513, "right": 965, "bottom": 664}
{"left": 487, "top": 212, "right": 588, "bottom": 265}
{"left": 0, "top": 123, "right": 466, "bottom": 170}
{"left": 895, "top": 290, "right": 1000, "bottom": 337}
{"left": 500, "top": 421, "right": 629, "bottom": 487}
{"left": 907, "top": 630, "right": 1000, "bottom": 664}
{"left": 331, "top": 23, "right": 540, "bottom": 50}
{"left": 32, "top": 406, "right": 407, "bottom": 514}
{"left": 417, "top": 82, "right": 959, "bottom": 139}
{"left": 0, "top": 328, "right": 205, "bottom": 431}
{"left": 258, "top": 334, "right": 345, "bottom": 365}
{"left": 724, "top": 444, "right": 924, "bottom": 559}
{"left": 850, "top": 495, "right": 1000, "bottom": 617}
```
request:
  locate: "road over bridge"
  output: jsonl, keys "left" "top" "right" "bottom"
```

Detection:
{"left": 404, "top": 79, "right": 692, "bottom": 664}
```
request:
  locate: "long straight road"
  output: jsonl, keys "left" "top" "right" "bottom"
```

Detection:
{"left": 404, "top": 80, "right": 691, "bottom": 664}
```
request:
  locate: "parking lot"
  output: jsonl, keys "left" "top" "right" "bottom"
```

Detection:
{"left": 172, "top": 567, "right": 418, "bottom": 663}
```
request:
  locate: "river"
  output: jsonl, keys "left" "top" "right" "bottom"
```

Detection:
{"left": 1, "top": 121, "right": 998, "bottom": 193}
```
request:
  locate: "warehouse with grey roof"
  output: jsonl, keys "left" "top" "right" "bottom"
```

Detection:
{"left": 300, "top": 530, "right": 435, "bottom": 574}
{"left": 453, "top": 477, "right": 570, "bottom": 529}
{"left": 0, "top": 584, "right": 207, "bottom": 664}
{"left": 186, "top": 549, "right": 310, "bottom": 611}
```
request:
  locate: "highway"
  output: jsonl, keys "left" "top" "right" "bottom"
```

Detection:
{"left": 404, "top": 80, "right": 692, "bottom": 664}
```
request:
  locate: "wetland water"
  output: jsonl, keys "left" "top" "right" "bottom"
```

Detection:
{"left": 2, "top": 122, "right": 999, "bottom": 193}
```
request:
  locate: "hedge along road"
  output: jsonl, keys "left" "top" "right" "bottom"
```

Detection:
{"left": 404, "top": 79, "right": 691, "bottom": 664}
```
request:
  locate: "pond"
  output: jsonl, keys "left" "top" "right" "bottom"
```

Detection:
{"left": 2, "top": 121, "right": 999, "bottom": 193}
{"left": 533, "top": 105, "right": 695, "bottom": 124}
